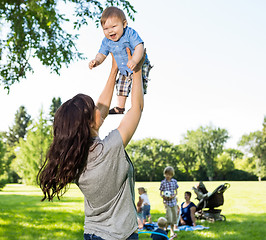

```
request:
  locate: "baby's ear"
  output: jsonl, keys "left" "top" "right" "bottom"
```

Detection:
{"left": 123, "top": 20, "right": 127, "bottom": 28}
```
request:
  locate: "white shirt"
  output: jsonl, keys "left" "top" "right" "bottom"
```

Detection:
{"left": 140, "top": 193, "right": 150, "bottom": 206}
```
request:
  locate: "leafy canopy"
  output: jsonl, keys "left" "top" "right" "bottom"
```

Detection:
{"left": 0, "top": 0, "right": 135, "bottom": 92}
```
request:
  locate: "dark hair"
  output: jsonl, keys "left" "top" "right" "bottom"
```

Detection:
{"left": 101, "top": 6, "right": 126, "bottom": 26}
{"left": 185, "top": 191, "right": 192, "bottom": 198}
{"left": 37, "top": 94, "right": 95, "bottom": 201}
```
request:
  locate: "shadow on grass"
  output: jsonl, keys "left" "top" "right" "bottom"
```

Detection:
{"left": 1, "top": 194, "right": 266, "bottom": 240}
{"left": 0, "top": 194, "right": 84, "bottom": 240}
{"left": 141, "top": 213, "right": 266, "bottom": 240}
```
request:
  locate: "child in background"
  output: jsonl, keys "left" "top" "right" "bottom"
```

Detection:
{"left": 137, "top": 187, "right": 151, "bottom": 225}
{"left": 136, "top": 190, "right": 144, "bottom": 229}
{"left": 89, "top": 6, "right": 152, "bottom": 114}
{"left": 151, "top": 217, "right": 177, "bottom": 240}
{"left": 159, "top": 166, "right": 179, "bottom": 237}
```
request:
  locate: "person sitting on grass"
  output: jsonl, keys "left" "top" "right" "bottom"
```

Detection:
{"left": 151, "top": 217, "right": 177, "bottom": 240}
{"left": 179, "top": 191, "right": 197, "bottom": 227}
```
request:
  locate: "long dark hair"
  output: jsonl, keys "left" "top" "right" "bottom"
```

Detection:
{"left": 37, "top": 94, "right": 95, "bottom": 201}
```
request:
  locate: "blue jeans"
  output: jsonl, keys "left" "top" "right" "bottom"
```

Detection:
{"left": 84, "top": 232, "right": 138, "bottom": 240}
{"left": 143, "top": 205, "right": 151, "bottom": 220}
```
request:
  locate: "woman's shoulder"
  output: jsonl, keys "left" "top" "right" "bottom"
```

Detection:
{"left": 94, "top": 129, "right": 124, "bottom": 160}
{"left": 102, "top": 129, "right": 123, "bottom": 147}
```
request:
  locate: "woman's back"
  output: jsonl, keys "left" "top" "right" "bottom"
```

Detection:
{"left": 78, "top": 130, "right": 137, "bottom": 240}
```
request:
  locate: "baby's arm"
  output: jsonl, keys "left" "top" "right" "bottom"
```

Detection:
{"left": 137, "top": 196, "right": 143, "bottom": 212}
{"left": 169, "top": 233, "right": 177, "bottom": 239}
{"left": 127, "top": 43, "right": 144, "bottom": 71}
{"left": 89, "top": 53, "right": 106, "bottom": 69}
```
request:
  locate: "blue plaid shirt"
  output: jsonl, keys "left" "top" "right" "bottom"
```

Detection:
{"left": 159, "top": 178, "right": 179, "bottom": 207}
{"left": 99, "top": 26, "right": 149, "bottom": 75}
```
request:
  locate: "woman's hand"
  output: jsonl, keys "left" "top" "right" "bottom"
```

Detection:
{"left": 110, "top": 52, "right": 118, "bottom": 71}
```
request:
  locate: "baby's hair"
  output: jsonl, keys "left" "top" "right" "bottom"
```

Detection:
{"left": 164, "top": 166, "right": 175, "bottom": 176}
{"left": 101, "top": 6, "right": 127, "bottom": 26}
{"left": 157, "top": 217, "right": 167, "bottom": 228}
{"left": 138, "top": 187, "right": 147, "bottom": 193}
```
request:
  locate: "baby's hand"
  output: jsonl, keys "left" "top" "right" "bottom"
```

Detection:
{"left": 89, "top": 59, "right": 97, "bottom": 70}
{"left": 163, "top": 196, "right": 170, "bottom": 201}
{"left": 170, "top": 233, "right": 177, "bottom": 239}
{"left": 127, "top": 59, "right": 137, "bottom": 71}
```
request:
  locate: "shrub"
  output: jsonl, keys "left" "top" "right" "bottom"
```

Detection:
{"left": 225, "top": 169, "right": 257, "bottom": 181}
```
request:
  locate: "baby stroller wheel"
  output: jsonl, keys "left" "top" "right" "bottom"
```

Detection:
{"left": 219, "top": 214, "right": 226, "bottom": 221}
{"left": 206, "top": 217, "right": 215, "bottom": 223}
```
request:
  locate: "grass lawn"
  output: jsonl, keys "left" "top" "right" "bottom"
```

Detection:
{"left": 0, "top": 181, "right": 266, "bottom": 239}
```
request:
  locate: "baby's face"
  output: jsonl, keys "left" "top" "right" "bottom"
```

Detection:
{"left": 102, "top": 17, "right": 126, "bottom": 42}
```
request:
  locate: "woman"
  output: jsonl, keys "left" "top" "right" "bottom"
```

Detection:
{"left": 38, "top": 49, "right": 145, "bottom": 240}
{"left": 179, "top": 191, "right": 197, "bottom": 227}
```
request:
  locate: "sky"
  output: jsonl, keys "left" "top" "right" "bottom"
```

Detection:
{"left": 0, "top": 0, "right": 266, "bottom": 149}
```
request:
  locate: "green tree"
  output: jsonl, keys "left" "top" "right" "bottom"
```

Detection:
{"left": 176, "top": 144, "right": 197, "bottom": 180}
{"left": 215, "top": 152, "right": 235, "bottom": 180}
{"left": 224, "top": 148, "right": 244, "bottom": 161}
{"left": 0, "top": 0, "right": 135, "bottom": 91}
{"left": 234, "top": 156, "right": 256, "bottom": 174}
{"left": 126, "top": 138, "right": 176, "bottom": 181}
{"left": 14, "top": 109, "right": 52, "bottom": 184}
{"left": 183, "top": 125, "right": 229, "bottom": 180}
{"left": 5, "top": 106, "right": 31, "bottom": 147}
{"left": 238, "top": 117, "right": 266, "bottom": 181}
{"left": 1, "top": 106, "right": 31, "bottom": 183}
{"left": 238, "top": 131, "right": 262, "bottom": 157}
{"left": 255, "top": 117, "right": 266, "bottom": 180}
{"left": 49, "top": 97, "right": 62, "bottom": 122}
{"left": 0, "top": 135, "right": 7, "bottom": 190}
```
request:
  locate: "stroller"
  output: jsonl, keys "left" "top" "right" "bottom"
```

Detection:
{"left": 192, "top": 182, "right": 230, "bottom": 222}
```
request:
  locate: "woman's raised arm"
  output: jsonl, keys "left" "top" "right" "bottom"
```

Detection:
{"left": 96, "top": 53, "right": 118, "bottom": 119}
{"left": 117, "top": 48, "right": 145, "bottom": 147}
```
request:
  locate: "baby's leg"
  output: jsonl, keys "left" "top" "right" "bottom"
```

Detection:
{"left": 117, "top": 95, "right": 127, "bottom": 109}
{"left": 109, "top": 73, "right": 132, "bottom": 114}
{"left": 142, "top": 61, "right": 153, "bottom": 94}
